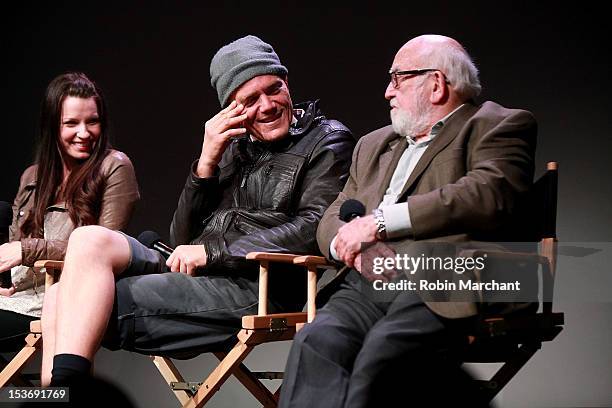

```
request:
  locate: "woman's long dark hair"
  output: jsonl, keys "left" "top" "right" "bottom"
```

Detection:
{"left": 21, "top": 72, "right": 111, "bottom": 237}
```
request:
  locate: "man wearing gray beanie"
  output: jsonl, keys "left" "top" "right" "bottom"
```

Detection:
{"left": 210, "top": 35, "right": 288, "bottom": 108}
{"left": 41, "top": 35, "right": 356, "bottom": 392}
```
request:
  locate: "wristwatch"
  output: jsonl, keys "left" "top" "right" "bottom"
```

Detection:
{"left": 372, "top": 208, "right": 387, "bottom": 240}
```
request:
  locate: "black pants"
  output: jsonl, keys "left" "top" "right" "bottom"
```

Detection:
{"left": 279, "top": 270, "right": 483, "bottom": 408}
{"left": 0, "top": 310, "right": 36, "bottom": 352}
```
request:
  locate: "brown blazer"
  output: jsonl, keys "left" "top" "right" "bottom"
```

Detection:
{"left": 316, "top": 101, "right": 537, "bottom": 318}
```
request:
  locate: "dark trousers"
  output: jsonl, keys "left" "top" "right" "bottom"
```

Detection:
{"left": 279, "top": 270, "right": 482, "bottom": 408}
{"left": 0, "top": 310, "right": 36, "bottom": 352}
{"left": 102, "top": 234, "right": 304, "bottom": 359}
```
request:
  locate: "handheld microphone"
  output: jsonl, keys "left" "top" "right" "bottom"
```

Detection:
{"left": 1, "top": 201, "right": 14, "bottom": 288}
{"left": 339, "top": 199, "right": 366, "bottom": 222}
{"left": 137, "top": 230, "right": 174, "bottom": 259}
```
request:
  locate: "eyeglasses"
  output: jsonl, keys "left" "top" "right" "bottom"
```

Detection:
{"left": 388, "top": 68, "right": 449, "bottom": 89}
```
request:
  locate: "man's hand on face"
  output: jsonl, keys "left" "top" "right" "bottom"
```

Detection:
{"left": 166, "top": 245, "right": 207, "bottom": 276}
{"left": 197, "top": 100, "right": 248, "bottom": 178}
{"left": 334, "top": 215, "right": 379, "bottom": 268}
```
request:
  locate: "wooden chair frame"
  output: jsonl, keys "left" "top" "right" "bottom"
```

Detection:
{"left": 152, "top": 253, "right": 331, "bottom": 408}
{"left": 0, "top": 260, "right": 62, "bottom": 387}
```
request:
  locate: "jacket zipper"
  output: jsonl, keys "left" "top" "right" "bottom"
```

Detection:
{"left": 239, "top": 151, "right": 269, "bottom": 195}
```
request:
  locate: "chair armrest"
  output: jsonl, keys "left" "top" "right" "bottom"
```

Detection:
{"left": 33, "top": 260, "right": 65, "bottom": 270}
{"left": 294, "top": 255, "right": 335, "bottom": 324}
{"left": 33, "top": 260, "right": 64, "bottom": 289}
{"left": 246, "top": 252, "right": 303, "bottom": 317}
{"left": 246, "top": 252, "right": 332, "bottom": 323}
{"left": 459, "top": 249, "right": 548, "bottom": 265}
{"left": 246, "top": 252, "right": 303, "bottom": 263}
{"left": 293, "top": 255, "right": 333, "bottom": 267}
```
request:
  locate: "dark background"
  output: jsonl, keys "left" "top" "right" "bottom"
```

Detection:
{"left": 1, "top": 2, "right": 611, "bottom": 407}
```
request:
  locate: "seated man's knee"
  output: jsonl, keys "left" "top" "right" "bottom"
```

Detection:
{"left": 288, "top": 315, "right": 364, "bottom": 374}
{"left": 294, "top": 314, "right": 351, "bottom": 356}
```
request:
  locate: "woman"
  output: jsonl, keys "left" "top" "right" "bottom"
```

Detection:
{"left": 0, "top": 72, "right": 140, "bottom": 351}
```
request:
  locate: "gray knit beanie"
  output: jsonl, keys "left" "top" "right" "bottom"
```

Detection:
{"left": 210, "top": 35, "right": 288, "bottom": 107}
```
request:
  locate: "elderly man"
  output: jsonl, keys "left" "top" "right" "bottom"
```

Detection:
{"left": 279, "top": 34, "right": 537, "bottom": 407}
{"left": 40, "top": 35, "right": 354, "bottom": 386}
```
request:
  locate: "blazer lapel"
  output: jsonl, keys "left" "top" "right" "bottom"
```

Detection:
{"left": 372, "top": 135, "right": 407, "bottom": 208}
{"left": 397, "top": 104, "right": 479, "bottom": 201}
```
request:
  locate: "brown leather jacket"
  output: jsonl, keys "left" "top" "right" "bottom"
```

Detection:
{"left": 9, "top": 149, "right": 140, "bottom": 266}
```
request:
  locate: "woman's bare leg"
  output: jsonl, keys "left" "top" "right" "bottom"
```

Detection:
{"left": 41, "top": 283, "right": 59, "bottom": 386}
{"left": 47, "top": 226, "right": 131, "bottom": 378}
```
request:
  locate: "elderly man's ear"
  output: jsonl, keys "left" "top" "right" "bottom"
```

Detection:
{"left": 430, "top": 71, "right": 450, "bottom": 104}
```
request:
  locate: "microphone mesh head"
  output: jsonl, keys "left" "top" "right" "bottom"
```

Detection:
{"left": 0, "top": 201, "right": 12, "bottom": 228}
{"left": 137, "top": 230, "right": 161, "bottom": 248}
{"left": 339, "top": 199, "right": 366, "bottom": 222}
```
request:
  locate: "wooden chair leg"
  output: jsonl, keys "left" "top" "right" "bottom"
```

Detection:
{"left": 213, "top": 352, "right": 277, "bottom": 407}
{"left": 0, "top": 333, "right": 42, "bottom": 387}
{"left": 153, "top": 329, "right": 283, "bottom": 407}
{"left": 185, "top": 336, "right": 255, "bottom": 408}
{"left": 151, "top": 356, "right": 192, "bottom": 406}
{"left": 0, "top": 355, "right": 33, "bottom": 387}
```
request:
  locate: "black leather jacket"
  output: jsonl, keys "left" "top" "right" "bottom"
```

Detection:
{"left": 170, "top": 100, "right": 354, "bottom": 276}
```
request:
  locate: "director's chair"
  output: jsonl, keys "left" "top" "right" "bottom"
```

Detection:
{"left": 0, "top": 260, "right": 63, "bottom": 387}
{"left": 152, "top": 253, "right": 332, "bottom": 408}
{"left": 459, "top": 161, "right": 564, "bottom": 402}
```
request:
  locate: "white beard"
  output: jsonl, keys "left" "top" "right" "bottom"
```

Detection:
{"left": 390, "top": 93, "right": 433, "bottom": 138}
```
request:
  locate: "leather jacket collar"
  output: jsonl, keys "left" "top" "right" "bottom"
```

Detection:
{"left": 290, "top": 100, "right": 324, "bottom": 137}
